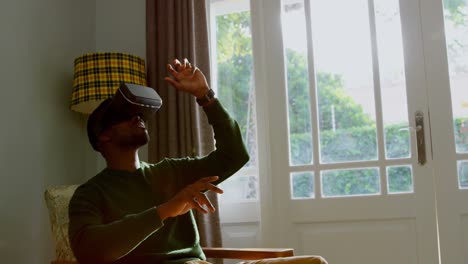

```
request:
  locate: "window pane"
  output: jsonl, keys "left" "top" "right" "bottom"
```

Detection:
{"left": 291, "top": 172, "right": 314, "bottom": 199}
{"left": 219, "top": 175, "right": 258, "bottom": 201}
{"left": 458, "top": 160, "right": 468, "bottom": 189}
{"left": 442, "top": 0, "right": 468, "bottom": 153}
{"left": 215, "top": 10, "right": 258, "bottom": 167}
{"left": 282, "top": 0, "right": 313, "bottom": 166}
{"left": 310, "top": 0, "right": 378, "bottom": 163}
{"left": 212, "top": 1, "right": 259, "bottom": 203}
{"left": 321, "top": 168, "right": 380, "bottom": 197}
{"left": 387, "top": 165, "right": 413, "bottom": 194}
{"left": 374, "top": 0, "right": 411, "bottom": 159}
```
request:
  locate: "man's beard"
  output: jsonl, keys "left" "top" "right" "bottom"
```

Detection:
{"left": 117, "top": 130, "right": 150, "bottom": 149}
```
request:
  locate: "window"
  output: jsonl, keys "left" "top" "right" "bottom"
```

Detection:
{"left": 283, "top": 0, "right": 413, "bottom": 198}
{"left": 210, "top": 0, "right": 259, "bottom": 203}
{"left": 210, "top": 0, "right": 415, "bottom": 205}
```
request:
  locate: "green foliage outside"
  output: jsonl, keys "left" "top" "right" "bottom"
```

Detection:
{"left": 216, "top": 12, "right": 257, "bottom": 167}
{"left": 290, "top": 125, "right": 410, "bottom": 165}
{"left": 444, "top": 0, "right": 467, "bottom": 26}
{"left": 216, "top": 12, "right": 252, "bottom": 126}
{"left": 454, "top": 117, "right": 468, "bottom": 152}
{"left": 292, "top": 172, "right": 314, "bottom": 199}
{"left": 459, "top": 161, "right": 468, "bottom": 188}
{"left": 322, "top": 168, "right": 380, "bottom": 197}
{"left": 286, "top": 48, "right": 410, "bottom": 166}
{"left": 216, "top": 8, "right": 468, "bottom": 198}
{"left": 387, "top": 166, "right": 413, "bottom": 193}
{"left": 292, "top": 117, "right": 466, "bottom": 197}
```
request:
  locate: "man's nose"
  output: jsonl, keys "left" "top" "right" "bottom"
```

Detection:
{"left": 131, "top": 115, "right": 143, "bottom": 122}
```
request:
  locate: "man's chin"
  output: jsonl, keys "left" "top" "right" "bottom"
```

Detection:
{"left": 124, "top": 133, "right": 150, "bottom": 149}
{"left": 136, "top": 135, "right": 150, "bottom": 148}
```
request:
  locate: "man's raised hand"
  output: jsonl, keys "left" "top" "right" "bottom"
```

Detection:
{"left": 164, "top": 58, "right": 210, "bottom": 99}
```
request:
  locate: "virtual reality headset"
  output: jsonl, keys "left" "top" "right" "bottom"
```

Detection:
{"left": 87, "top": 83, "right": 162, "bottom": 150}
{"left": 110, "top": 82, "right": 162, "bottom": 121}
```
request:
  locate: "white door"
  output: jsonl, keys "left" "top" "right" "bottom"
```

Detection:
{"left": 421, "top": 0, "right": 468, "bottom": 263}
{"left": 209, "top": 0, "right": 468, "bottom": 263}
{"left": 255, "top": 0, "right": 439, "bottom": 263}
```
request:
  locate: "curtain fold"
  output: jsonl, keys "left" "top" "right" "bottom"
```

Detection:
{"left": 146, "top": 0, "right": 223, "bottom": 258}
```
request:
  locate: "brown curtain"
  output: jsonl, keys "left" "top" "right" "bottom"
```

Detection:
{"left": 146, "top": 0, "right": 223, "bottom": 257}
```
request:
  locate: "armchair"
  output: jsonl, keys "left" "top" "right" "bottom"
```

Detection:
{"left": 44, "top": 185, "right": 294, "bottom": 263}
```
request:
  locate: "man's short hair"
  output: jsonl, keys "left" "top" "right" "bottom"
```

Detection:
{"left": 87, "top": 98, "right": 114, "bottom": 151}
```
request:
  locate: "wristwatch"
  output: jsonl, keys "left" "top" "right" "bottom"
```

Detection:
{"left": 196, "top": 88, "right": 216, "bottom": 107}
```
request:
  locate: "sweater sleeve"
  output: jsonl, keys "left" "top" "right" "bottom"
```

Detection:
{"left": 68, "top": 184, "right": 164, "bottom": 264}
{"left": 166, "top": 99, "right": 250, "bottom": 186}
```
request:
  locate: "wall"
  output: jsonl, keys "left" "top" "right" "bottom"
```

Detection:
{"left": 96, "top": 0, "right": 146, "bottom": 59}
{"left": 0, "top": 0, "right": 96, "bottom": 263}
{"left": 95, "top": 0, "right": 148, "bottom": 164}
{"left": 0, "top": 0, "right": 152, "bottom": 262}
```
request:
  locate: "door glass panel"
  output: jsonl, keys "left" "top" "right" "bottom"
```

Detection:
{"left": 374, "top": 0, "right": 411, "bottom": 159}
{"left": 458, "top": 160, "right": 468, "bottom": 188}
{"left": 283, "top": 0, "right": 314, "bottom": 166}
{"left": 291, "top": 171, "right": 314, "bottom": 199}
{"left": 321, "top": 168, "right": 380, "bottom": 197}
{"left": 310, "top": 0, "right": 377, "bottom": 163}
{"left": 442, "top": 0, "right": 468, "bottom": 153}
{"left": 387, "top": 165, "right": 413, "bottom": 194}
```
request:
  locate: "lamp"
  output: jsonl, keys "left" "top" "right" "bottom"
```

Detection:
{"left": 70, "top": 52, "right": 147, "bottom": 114}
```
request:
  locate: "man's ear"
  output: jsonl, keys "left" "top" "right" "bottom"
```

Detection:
{"left": 97, "top": 130, "right": 112, "bottom": 149}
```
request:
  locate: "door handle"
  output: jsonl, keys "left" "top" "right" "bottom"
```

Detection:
{"left": 415, "top": 111, "right": 426, "bottom": 165}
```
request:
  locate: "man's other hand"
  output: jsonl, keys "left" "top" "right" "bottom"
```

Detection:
{"left": 164, "top": 58, "right": 210, "bottom": 99}
{"left": 157, "top": 176, "right": 223, "bottom": 221}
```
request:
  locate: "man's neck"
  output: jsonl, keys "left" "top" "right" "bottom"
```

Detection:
{"left": 105, "top": 149, "right": 141, "bottom": 172}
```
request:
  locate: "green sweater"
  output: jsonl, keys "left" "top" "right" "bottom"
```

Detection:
{"left": 68, "top": 100, "right": 249, "bottom": 264}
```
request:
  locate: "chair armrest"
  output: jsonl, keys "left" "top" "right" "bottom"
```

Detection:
{"left": 50, "top": 249, "right": 294, "bottom": 263}
{"left": 202, "top": 247, "right": 294, "bottom": 260}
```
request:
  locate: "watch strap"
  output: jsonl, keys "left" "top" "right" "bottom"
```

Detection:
{"left": 196, "top": 88, "right": 216, "bottom": 107}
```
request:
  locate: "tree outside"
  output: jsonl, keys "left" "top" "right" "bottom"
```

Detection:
{"left": 215, "top": 2, "right": 468, "bottom": 199}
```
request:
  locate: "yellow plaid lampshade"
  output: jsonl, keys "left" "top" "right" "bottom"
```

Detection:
{"left": 70, "top": 52, "right": 147, "bottom": 114}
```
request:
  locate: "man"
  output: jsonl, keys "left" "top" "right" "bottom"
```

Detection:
{"left": 68, "top": 58, "right": 250, "bottom": 264}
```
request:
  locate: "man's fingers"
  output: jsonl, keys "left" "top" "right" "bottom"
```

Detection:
{"left": 190, "top": 199, "right": 208, "bottom": 214}
{"left": 194, "top": 193, "right": 216, "bottom": 213}
{"left": 200, "top": 194, "right": 216, "bottom": 212}
{"left": 190, "top": 176, "right": 223, "bottom": 193}
{"left": 166, "top": 64, "right": 180, "bottom": 78}
{"left": 173, "top": 59, "right": 182, "bottom": 71}
{"left": 199, "top": 176, "right": 219, "bottom": 183}
{"left": 183, "top": 58, "right": 189, "bottom": 68}
{"left": 204, "top": 197, "right": 216, "bottom": 212}
{"left": 205, "top": 183, "right": 224, "bottom": 194}
{"left": 164, "top": 77, "right": 181, "bottom": 90}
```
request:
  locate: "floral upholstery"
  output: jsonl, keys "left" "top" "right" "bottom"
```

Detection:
{"left": 44, "top": 185, "right": 79, "bottom": 262}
